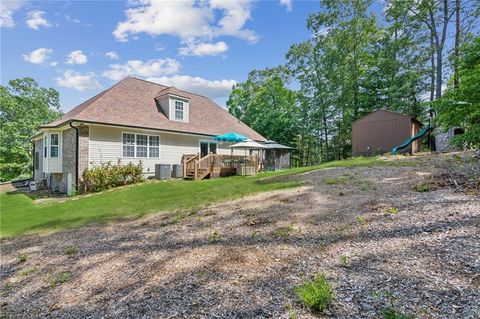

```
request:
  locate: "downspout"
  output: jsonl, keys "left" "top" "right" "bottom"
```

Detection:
{"left": 69, "top": 122, "right": 79, "bottom": 190}
{"left": 31, "top": 141, "right": 35, "bottom": 180}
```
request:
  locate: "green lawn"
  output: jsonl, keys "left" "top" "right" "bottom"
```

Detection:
{"left": 0, "top": 156, "right": 409, "bottom": 238}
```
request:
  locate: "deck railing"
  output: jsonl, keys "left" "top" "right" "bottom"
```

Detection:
{"left": 182, "top": 153, "right": 260, "bottom": 179}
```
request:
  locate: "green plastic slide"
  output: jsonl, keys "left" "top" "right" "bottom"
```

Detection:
{"left": 391, "top": 126, "right": 432, "bottom": 155}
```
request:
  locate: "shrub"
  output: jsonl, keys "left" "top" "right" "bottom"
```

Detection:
{"left": 295, "top": 273, "right": 333, "bottom": 313}
{"left": 64, "top": 247, "right": 79, "bottom": 255}
{"left": 388, "top": 207, "right": 398, "bottom": 215}
{"left": 413, "top": 182, "right": 430, "bottom": 192}
{"left": 80, "top": 160, "right": 143, "bottom": 193}
{"left": 381, "top": 307, "right": 415, "bottom": 319}
{"left": 18, "top": 266, "right": 37, "bottom": 276}
{"left": 208, "top": 230, "right": 220, "bottom": 243}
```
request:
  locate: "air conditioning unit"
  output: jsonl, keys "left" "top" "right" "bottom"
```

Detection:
{"left": 172, "top": 164, "right": 183, "bottom": 178}
{"left": 155, "top": 164, "right": 171, "bottom": 180}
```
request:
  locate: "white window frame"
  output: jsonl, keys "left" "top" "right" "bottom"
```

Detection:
{"left": 199, "top": 139, "right": 218, "bottom": 157}
{"left": 122, "top": 132, "right": 160, "bottom": 158}
{"left": 169, "top": 97, "right": 189, "bottom": 123}
{"left": 50, "top": 133, "right": 59, "bottom": 158}
{"left": 174, "top": 100, "right": 184, "bottom": 120}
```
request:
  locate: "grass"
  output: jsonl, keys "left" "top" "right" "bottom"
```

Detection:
{"left": 18, "top": 266, "right": 37, "bottom": 276}
{"left": 381, "top": 307, "right": 415, "bottom": 319}
{"left": 388, "top": 207, "right": 398, "bottom": 215}
{"left": 0, "top": 156, "right": 406, "bottom": 238}
{"left": 340, "top": 255, "right": 350, "bottom": 268}
{"left": 413, "top": 182, "right": 430, "bottom": 192}
{"left": 18, "top": 254, "right": 28, "bottom": 262}
{"left": 295, "top": 273, "right": 333, "bottom": 313}
{"left": 45, "top": 271, "right": 70, "bottom": 288}
{"left": 273, "top": 222, "right": 299, "bottom": 237}
{"left": 356, "top": 215, "right": 366, "bottom": 226}
{"left": 64, "top": 246, "right": 80, "bottom": 255}
{"left": 208, "top": 229, "right": 220, "bottom": 243}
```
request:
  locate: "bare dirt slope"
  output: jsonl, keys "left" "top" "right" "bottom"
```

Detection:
{"left": 1, "top": 154, "right": 479, "bottom": 318}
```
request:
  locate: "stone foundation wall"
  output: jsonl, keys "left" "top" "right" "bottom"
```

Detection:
{"left": 78, "top": 125, "right": 89, "bottom": 183}
{"left": 34, "top": 139, "right": 44, "bottom": 182}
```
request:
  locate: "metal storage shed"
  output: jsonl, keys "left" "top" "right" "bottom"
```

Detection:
{"left": 352, "top": 110, "right": 422, "bottom": 156}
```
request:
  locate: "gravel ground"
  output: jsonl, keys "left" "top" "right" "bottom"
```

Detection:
{"left": 1, "top": 154, "right": 479, "bottom": 318}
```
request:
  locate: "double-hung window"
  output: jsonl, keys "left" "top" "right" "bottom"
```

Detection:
{"left": 149, "top": 136, "right": 160, "bottom": 158}
{"left": 122, "top": 133, "right": 135, "bottom": 157}
{"left": 122, "top": 133, "right": 160, "bottom": 158}
{"left": 50, "top": 134, "right": 59, "bottom": 158}
{"left": 175, "top": 101, "right": 184, "bottom": 120}
{"left": 136, "top": 134, "right": 148, "bottom": 157}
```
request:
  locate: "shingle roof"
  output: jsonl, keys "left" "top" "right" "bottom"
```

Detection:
{"left": 42, "top": 77, "right": 266, "bottom": 141}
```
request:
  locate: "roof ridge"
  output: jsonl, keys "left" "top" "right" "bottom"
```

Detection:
{"left": 132, "top": 76, "right": 216, "bottom": 100}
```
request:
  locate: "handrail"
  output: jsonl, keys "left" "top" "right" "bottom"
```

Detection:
{"left": 182, "top": 153, "right": 260, "bottom": 179}
{"left": 183, "top": 153, "right": 199, "bottom": 177}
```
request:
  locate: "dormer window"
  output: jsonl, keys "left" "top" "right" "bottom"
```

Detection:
{"left": 155, "top": 87, "right": 190, "bottom": 123}
{"left": 175, "top": 100, "right": 184, "bottom": 120}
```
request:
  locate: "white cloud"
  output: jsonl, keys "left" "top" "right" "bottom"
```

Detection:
{"left": 66, "top": 50, "right": 88, "bottom": 64}
{"left": 50, "top": 61, "right": 58, "bottom": 66}
{"left": 113, "top": 0, "right": 257, "bottom": 43}
{"left": 0, "top": 0, "right": 26, "bottom": 28}
{"left": 64, "top": 14, "right": 91, "bottom": 27}
{"left": 154, "top": 43, "right": 165, "bottom": 52}
{"left": 105, "top": 51, "right": 119, "bottom": 60}
{"left": 280, "top": 0, "right": 293, "bottom": 12}
{"left": 56, "top": 70, "right": 102, "bottom": 91}
{"left": 26, "top": 10, "right": 51, "bottom": 30}
{"left": 103, "top": 58, "right": 180, "bottom": 81}
{"left": 146, "top": 75, "right": 236, "bottom": 99}
{"left": 22, "top": 48, "right": 53, "bottom": 64}
{"left": 179, "top": 41, "right": 228, "bottom": 56}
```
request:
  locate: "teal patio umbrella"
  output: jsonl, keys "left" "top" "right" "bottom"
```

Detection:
{"left": 214, "top": 132, "right": 248, "bottom": 142}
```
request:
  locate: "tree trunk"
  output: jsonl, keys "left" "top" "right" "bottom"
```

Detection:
{"left": 435, "top": 45, "right": 443, "bottom": 99}
{"left": 430, "top": 31, "right": 435, "bottom": 103}
{"left": 454, "top": 0, "right": 460, "bottom": 90}
{"left": 323, "top": 113, "right": 328, "bottom": 162}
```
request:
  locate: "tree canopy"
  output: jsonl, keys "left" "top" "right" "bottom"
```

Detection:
{"left": 228, "top": 0, "right": 479, "bottom": 165}
{"left": 0, "top": 78, "right": 62, "bottom": 181}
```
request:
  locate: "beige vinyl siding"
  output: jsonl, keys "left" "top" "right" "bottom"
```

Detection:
{"left": 89, "top": 124, "right": 247, "bottom": 176}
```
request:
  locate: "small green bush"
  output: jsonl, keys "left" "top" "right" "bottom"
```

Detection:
{"left": 413, "top": 182, "right": 430, "bottom": 192}
{"left": 295, "top": 273, "right": 333, "bottom": 313}
{"left": 208, "top": 230, "right": 220, "bottom": 243}
{"left": 381, "top": 307, "right": 415, "bottom": 319}
{"left": 388, "top": 207, "right": 398, "bottom": 214}
{"left": 64, "top": 247, "right": 79, "bottom": 255}
{"left": 18, "top": 266, "right": 37, "bottom": 276}
{"left": 356, "top": 215, "right": 366, "bottom": 225}
{"left": 81, "top": 160, "right": 144, "bottom": 193}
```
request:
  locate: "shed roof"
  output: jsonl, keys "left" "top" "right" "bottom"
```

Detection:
{"left": 353, "top": 109, "right": 423, "bottom": 126}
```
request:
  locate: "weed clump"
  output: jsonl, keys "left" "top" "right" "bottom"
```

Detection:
{"left": 295, "top": 273, "right": 333, "bottom": 313}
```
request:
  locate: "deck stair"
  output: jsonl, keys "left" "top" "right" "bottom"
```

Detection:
{"left": 182, "top": 153, "right": 259, "bottom": 181}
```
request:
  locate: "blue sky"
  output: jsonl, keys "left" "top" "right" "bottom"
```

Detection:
{"left": 1, "top": 0, "right": 320, "bottom": 111}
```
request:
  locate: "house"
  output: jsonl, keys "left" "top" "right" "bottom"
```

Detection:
{"left": 32, "top": 77, "right": 265, "bottom": 193}
{"left": 352, "top": 110, "right": 423, "bottom": 156}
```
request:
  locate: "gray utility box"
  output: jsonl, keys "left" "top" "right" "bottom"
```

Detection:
{"left": 155, "top": 164, "right": 171, "bottom": 180}
{"left": 172, "top": 164, "right": 183, "bottom": 178}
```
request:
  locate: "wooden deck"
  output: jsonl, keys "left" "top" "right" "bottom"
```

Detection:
{"left": 182, "top": 154, "right": 259, "bottom": 180}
